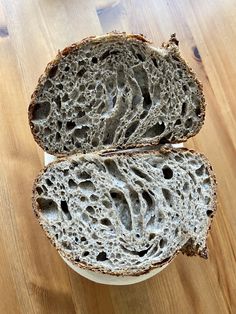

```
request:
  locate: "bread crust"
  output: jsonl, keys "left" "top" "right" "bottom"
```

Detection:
{"left": 28, "top": 32, "right": 206, "bottom": 157}
{"left": 32, "top": 147, "right": 217, "bottom": 277}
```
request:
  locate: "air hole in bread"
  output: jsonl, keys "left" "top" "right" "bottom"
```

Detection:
{"left": 142, "top": 190, "right": 154, "bottom": 209}
{"left": 195, "top": 106, "right": 201, "bottom": 117}
{"left": 44, "top": 80, "right": 53, "bottom": 90}
{"left": 129, "top": 188, "right": 140, "bottom": 215}
{"left": 48, "top": 64, "right": 58, "bottom": 78}
{"left": 174, "top": 119, "right": 181, "bottom": 126}
{"left": 203, "top": 178, "right": 211, "bottom": 189}
{"left": 97, "top": 102, "right": 105, "bottom": 114}
{"left": 117, "top": 65, "right": 125, "bottom": 88}
{"left": 133, "top": 64, "right": 152, "bottom": 110}
{"left": 110, "top": 189, "right": 132, "bottom": 231}
{"left": 62, "top": 241, "right": 72, "bottom": 250}
{"left": 182, "top": 84, "right": 188, "bottom": 92}
{"left": 101, "top": 218, "right": 112, "bottom": 226}
{"left": 55, "top": 132, "right": 61, "bottom": 142}
{"left": 162, "top": 188, "right": 172, "bottom": 205}
{"left": 147, "top": 215, "right": 155, "bottom": 227}
{"left": 152, "top": 58, "right": 158, "bottom": 68}
{"left": 57, "top": 121, "right": 62, "bottom": 130}
{"left": 96, "top": 251, "right": 108, "bottom": 261}
{"left": 175, "top": 227, "right": 180, "bottom": 236}
{"left": 144, "top": 121, "right": 165, "bottom": 138}
{"left": 174, "top": 155, "right": 183, "bottom": 162}
{"left": 181, "top": 102, "right": 187, "bottom": 116}
{"left": 32, "top": 102, "right": 51, "bottom": 121}
{"left": 81, "top": 236, "right": 86, "bottom": 242}
{"left": 195, "top": 165, "right": 204, "bottom": 176}
{"left": 177, "top": 70, "right": 183, "bottom": 78}
{"left": 205, "top": 197, "right": 210, "bottom": 205}
{"left": 86, "top": 206, "right": 95, "bottom": 215}
{"left": 36, "top": 186, "right": 43, "bottom": 195}
{"left": 63, "top": 169, "right": 69, "bottom": 176}
{"left": 185, "top": 118, "right": 193, "bottom": 129}
{"left": 61, "top": 200, "right": 72, "bottom": 220}
{"left": 149, "top": 233, "right": 156, "bottom": 240}
{"left": 37, "top": 198, "right": 58, "bottom": 220}
{"left": 83, "top": 251, "right": 90, "bottom": 257}
{"left": 104, "top": 159, "right": 125, "bottom": 183}
{"left": 91, "top": 57, "right": 97, "bottom": 63}
{"left": 136, "top": 53, "right": 145, "bottom": 62}
{"left": 160, "top": 238, "right": 167, "bottom": 248}
{"left": 78, "top": 68, "right": 86, "bottom": 77}
{"left": 46, "top": 178, "right": 53, "bottom": 186}
{"left": 57, "top": 83, "right": 63, "bottom": 90}
{"left": 79, "top": 171, "right": 91, "bottom": 180}
{"left": 100, "top": 50, "right": 110, "bottom": 60}
{"left": 90, "top": 194, "right": 99, "bottom": 202}
{"left": 102, "top": 200, "right": 111, "bottom": 208}
{"left": 68, "top": 179, "right": 77, "bottom": 189}
{"left": 132, "top": 95, "right": 142, "bottom": 108}
{"left": 66, "top": 121, "right": 76, "bottom": 131}
{"left": 125, "top": 121, "right": 139, "bottom": 138}
{"left": 92, "top": 137, "right": 99, "bottom": 147}
{"left": 75, "top": 142, "right": 81, "bottom": 148}
{"left": 183, "top": 182, "right": 189, "bottom": 192}
{"left": 120, "top": 245, "right": 151, "bottom": 257}
{"left": 54, "top": 95, "right": 61, "bottom": 110}
{"left": 78, "top": 181, "right": 95, "bottom": 193}
{"left": 82, "top": 212, "right": 89, "bottom": 222}
{"left": 131, "top": 167, "right": 151, "bottom": 182}
{"left": 62, "top": 93, "right": 69, "bottom": 102}
{"left": 137, "top": 247, "right": 151, "bottom": 257}
{"left": 188, "top": 172, "right": 197, "bottom": 184}
{"left": 73, "top": 126, "right": 89, "bottom": 139}
{"left": 140, "top": 110, "right": 148, "bottom": 119}
{"left": 162, "top": 166, "right": 173, "bottom": 179}
{"left": 206, "top": 210, "right": 213, "bottom": 217}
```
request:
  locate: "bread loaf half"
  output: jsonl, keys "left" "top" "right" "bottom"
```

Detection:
{"left": 33, "top": 148, "right": 216, "bottom": 276}
{"left": 29, "top": 33, "right": 205, "bottom": 156}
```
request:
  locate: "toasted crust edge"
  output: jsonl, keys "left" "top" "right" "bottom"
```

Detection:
{"left": 28, "top": 32, "right": 206, "bottom": 157}
{"left": 32, "top": 147, "right": 217, "bottom": 277}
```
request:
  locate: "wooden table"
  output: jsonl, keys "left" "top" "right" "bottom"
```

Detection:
{"left": 0, "top": 0, "right": 235, "bottom": 313}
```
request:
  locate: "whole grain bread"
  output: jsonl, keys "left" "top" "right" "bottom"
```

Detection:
{"left": 29, "top": 33, "right": 205, "bottom": 156}
{"left": 33, "top": 147, "right": 216, "bottom": 276}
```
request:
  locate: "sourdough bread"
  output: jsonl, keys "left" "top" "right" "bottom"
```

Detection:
{"left": 33, "top": 148, "right": 216, "bottom": 276}
{"left": 29, "top": 33, "right": 205, "bottom": 156}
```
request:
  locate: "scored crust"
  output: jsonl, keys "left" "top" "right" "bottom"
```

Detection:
{"left": 28, "top": 32, "right": 206, "bottom": 157}
{"left": 32, "top": 147, "right": 217, "bottom": 277}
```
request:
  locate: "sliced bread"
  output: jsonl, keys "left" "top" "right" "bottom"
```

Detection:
{"left": 29, "top": 33, "right": 205, "bottom": 156}
{"left": 33, "top": 148, "right": 216, "bottom": 276}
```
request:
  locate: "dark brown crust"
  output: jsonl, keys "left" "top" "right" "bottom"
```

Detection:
{"left": 32, "top": 147, "right": 217, "bottom": 277}
{"left": 28, "top": 32, "right": 206, "bottom": 157}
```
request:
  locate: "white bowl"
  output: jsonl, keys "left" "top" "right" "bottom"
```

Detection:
{"left": 44, "top": 143, "right": 183, "bottom": 285}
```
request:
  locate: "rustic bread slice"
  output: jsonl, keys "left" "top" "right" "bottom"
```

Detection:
{"left": 33, "top": 148, "right": 216, "bottom": 276}
{"left": 29, "top": 33, "right": 205, "bottom": 156}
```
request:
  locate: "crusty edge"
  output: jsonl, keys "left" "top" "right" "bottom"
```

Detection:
{"left": 28, "top": 32, "right": 206, "bottom": 157}
{"left": 32, "top": 146, "right": 217, "bottom": 277}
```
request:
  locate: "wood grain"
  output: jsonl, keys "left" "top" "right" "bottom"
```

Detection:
{"left": 0, "top": 0, "right": 235, "bottom": 313}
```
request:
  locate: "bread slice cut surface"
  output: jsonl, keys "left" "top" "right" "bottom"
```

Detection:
{"left": 29, "top": 33, "right": 205, "bottom": 156}
{"left": 33, "top": 148, "right": 216, "bottom": 276}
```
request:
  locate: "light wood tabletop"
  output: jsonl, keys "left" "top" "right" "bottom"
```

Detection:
{"left": 0, "top": 0, "right": 235, "bottom": 313}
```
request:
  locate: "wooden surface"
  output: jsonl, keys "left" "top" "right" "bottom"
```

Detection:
{"left": 0, "top": 0, "right": 235, "bottom": 313}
